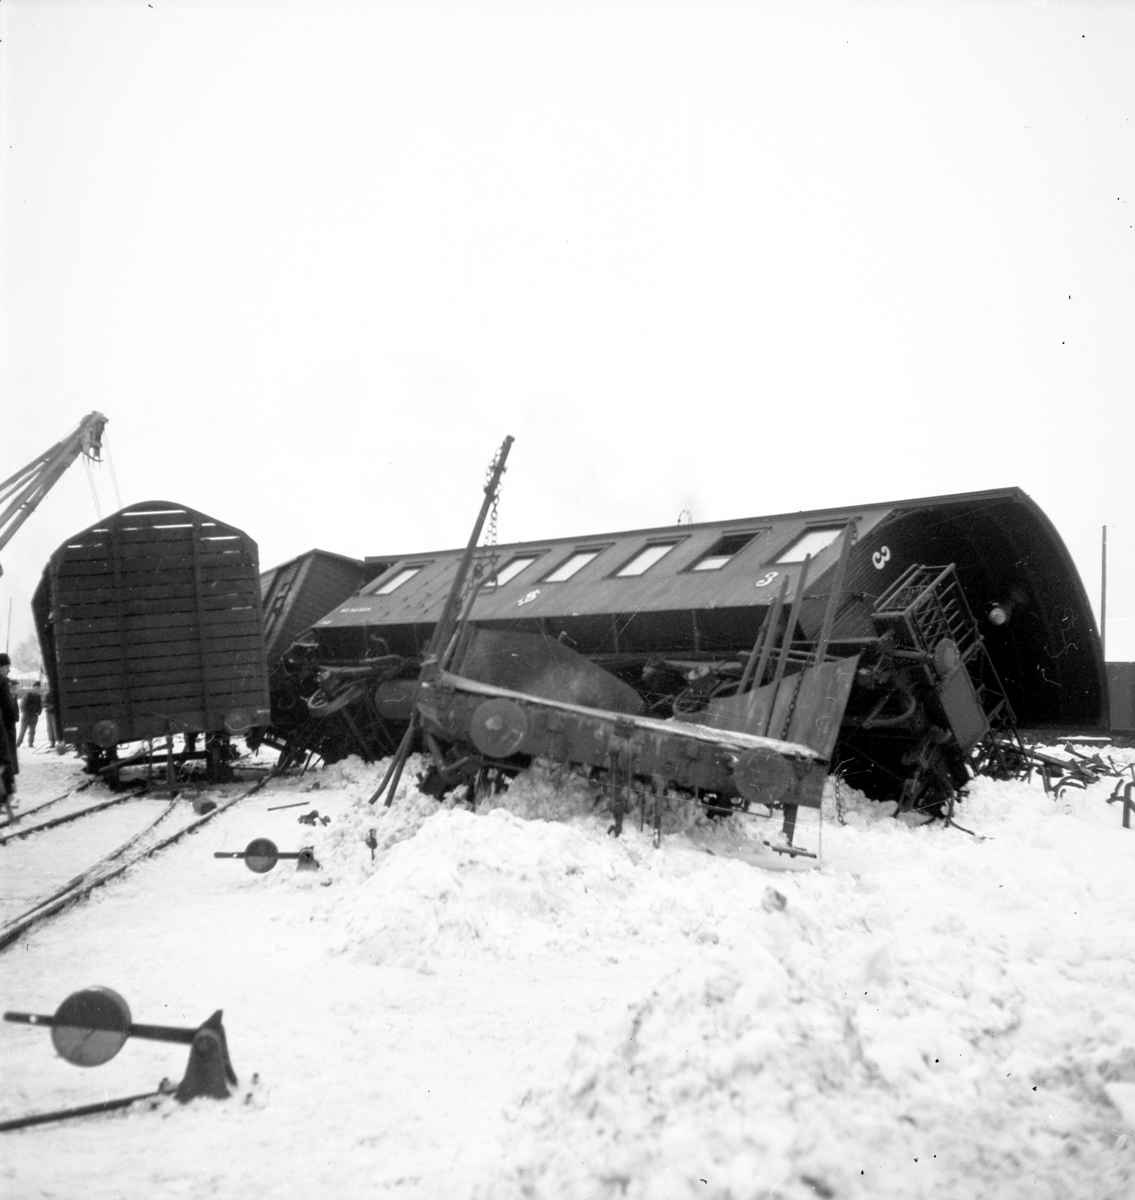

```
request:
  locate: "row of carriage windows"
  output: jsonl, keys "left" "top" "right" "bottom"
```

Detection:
{"left": 366, "top": 525, "right": 849, "bottom": 596}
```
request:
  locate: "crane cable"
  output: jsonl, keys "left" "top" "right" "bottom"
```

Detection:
{"left": 82, "top": 456, "right": 102, "bottom": 519}
{"left": 102, "top": 432, "right": 123, "bottom": 511}
{"left": 79, "top": 431, "right": 122, "bottom": 519}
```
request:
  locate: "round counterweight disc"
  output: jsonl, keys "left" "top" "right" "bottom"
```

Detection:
{"left": 243, "top": 837, "right": 280, "bottom": 873}
{"left": 469, "top": 699, "right": 529, "bottom": 758}
{"left": 51, "top": 987, "right": 132, "bottom": 1067}
{"left": 732, "top": 748, "right": 795, "bottom": 806}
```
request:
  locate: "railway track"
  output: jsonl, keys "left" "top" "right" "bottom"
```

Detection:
{"left": 0, "top": 774, "right": 273, "bottom": 954}
{"left": 0, "top": 758, "right": 274, "bottom": 846}
{"left": 0, "top": 778, "right": 99, "bottom": 835}
{"left": 0, "top": 789, "right": 141, "bottom": 846}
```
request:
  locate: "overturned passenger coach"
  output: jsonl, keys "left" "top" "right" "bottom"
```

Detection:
{"left": 268, "top": 486, "right": 1105, "bottom": 828}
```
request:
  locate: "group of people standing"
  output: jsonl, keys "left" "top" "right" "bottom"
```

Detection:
{"left": 0, "top": 656, "right": 61, "bottom": 821}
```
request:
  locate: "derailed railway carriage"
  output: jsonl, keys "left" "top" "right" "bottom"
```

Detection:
{"left": 273, "top": 486, "right": 1106, "bottom": 828}
{"left": 34, "top": 501, "right": 271, "bottom": 774}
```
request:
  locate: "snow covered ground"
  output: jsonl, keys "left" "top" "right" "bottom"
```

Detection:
{"left": 2, "top": 742, "right": 1135, "bottom": 1199}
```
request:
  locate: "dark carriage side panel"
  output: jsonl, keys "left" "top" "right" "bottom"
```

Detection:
{"left": 832, "top": 496, "right": 1105, "bottom": 729}
{"left": 40, "top": 501, "right": 271, "bottom": 747}
{"left": 1107, "top": 663, "right": 1135, "bottom": 734}
{"left": 261, "top": 550, "right": 370, "bottom": 665}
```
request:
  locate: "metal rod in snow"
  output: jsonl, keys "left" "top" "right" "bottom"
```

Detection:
{"left": 1101, "top": 524, "right": 1107, "bottom": 661}
{"left": 0, "top": 1090, "right": 164, "bottom": 1133}
{"left": 366, "top": 714, "right": 417, "bottom": 806}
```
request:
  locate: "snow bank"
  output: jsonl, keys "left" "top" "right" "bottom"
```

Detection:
{"left": 4, "top": 749, "right": 1135, "bottom": 1199}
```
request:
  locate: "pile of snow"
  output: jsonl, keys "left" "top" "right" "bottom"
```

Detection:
{"left": 478, "top": 768, "right": 1135, "bottom": 1200}
{"left": 3, "top": 746, "right": 1134, "bottom": 1198}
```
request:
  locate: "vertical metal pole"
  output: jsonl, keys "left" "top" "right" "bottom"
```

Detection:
{"left": 813, "top": 522, "right": 855, "bottom": 665}
{"left": 1101, "top": 525, "right": 1107, "bottom": 661}
{"left": 427, "top": 435, "right": 514, "bottom": 667}
{"left": 770, "top": 556, "right": 811, "bottom": 690}
{"left": 369, "top": 435, "right": 514, "bottom": 808}
{"left": 739, "top": 605, "right": 775, "bottom": 694}
{"left": 743, "top": 574, "right": 789, "bottom": 694}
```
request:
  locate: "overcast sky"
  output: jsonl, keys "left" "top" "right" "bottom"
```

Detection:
{"left": 2, "top": 0, "right": 1133, "bottom": 661}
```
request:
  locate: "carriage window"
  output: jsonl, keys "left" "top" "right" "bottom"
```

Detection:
{"left": 544, "top": 549, "right": 604, "bottom": 582}
{"left": 691, "top": 532, "right": 761, "bottom": 571}
{"left": 772, "top": 527, "right": 845, "bottom": 563}
{"left": 374, "top": 566, "right": 424, "bottom": 595}
{"left": 485, "top": 555, "right": 539, "bottom": 587}
{"left": 615, "top": 541, "right": 680, "bottom": 577}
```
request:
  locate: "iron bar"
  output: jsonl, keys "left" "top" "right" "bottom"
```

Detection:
{"left": 428, "top": 436, "right": 514, "bottom": 667}
{"left": 770, "top": 555, "right": 811, "bottom": 691}
{"left": 750, "top": 574, "right": 789, "bottom": 695}
{"left": 813, "top": 523, "right": 855, "bottom": 664}
{"left": 0, "top": 1090, "right": 163, "bottom": 1133}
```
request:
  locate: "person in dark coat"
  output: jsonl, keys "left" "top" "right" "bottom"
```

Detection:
{"left": 0, "top": 654, "right": 18, "bottom": 815}
{"left": 17, "top": 681, "right": 43, "bottom": 748}
{"left": 0, "top": 716, "right": 14, "bottom": 820}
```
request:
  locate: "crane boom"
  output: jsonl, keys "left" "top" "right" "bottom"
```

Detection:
{"left": 0, "top": 411, "right": 109, "bottom": 576}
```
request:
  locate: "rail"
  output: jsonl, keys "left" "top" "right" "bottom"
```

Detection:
{"left": 0, "top": 775, "right": 272, "bottom": 954}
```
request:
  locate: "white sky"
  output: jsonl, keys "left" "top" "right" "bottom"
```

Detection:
{"left": 2, "top": 0, "right": 1133, "bottom": 658}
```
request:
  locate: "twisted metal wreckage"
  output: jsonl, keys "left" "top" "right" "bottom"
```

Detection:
{"left": 261, "top": 438, "right": 1108, "bottom": 856}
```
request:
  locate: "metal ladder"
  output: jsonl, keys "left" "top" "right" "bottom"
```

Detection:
{"left": 872, "top": 564, "right": 1023, "bottom": 774}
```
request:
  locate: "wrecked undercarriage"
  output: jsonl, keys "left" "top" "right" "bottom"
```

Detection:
{"left": 260, "top": 440, "right": 1107, "bottom": 853}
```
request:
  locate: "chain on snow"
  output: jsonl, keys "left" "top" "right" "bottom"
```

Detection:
{"left": 834, "top": 773, "right": 847, "bottom": 825}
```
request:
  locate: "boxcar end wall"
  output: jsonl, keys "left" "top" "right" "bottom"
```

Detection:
{"left": 33, "top": 501, "right": 272, "bottom": 751}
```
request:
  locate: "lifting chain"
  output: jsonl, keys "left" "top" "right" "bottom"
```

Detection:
{"left": 462, "top": 448, "right": 505, "bottom": 607}
{"left": 484, "top": 450, "right": 502, "bottom": 551}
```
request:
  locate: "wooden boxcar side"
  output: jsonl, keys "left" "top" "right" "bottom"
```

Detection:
{"left": 33, "top": 501, "right": 271, "bottom": 750}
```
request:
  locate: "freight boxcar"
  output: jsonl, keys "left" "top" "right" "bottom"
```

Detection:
{"left": 33, "top": 501, "right": 271, "bottom": 772}
{"left": 277, "top": 486, "right": 1105, "bottom": 815}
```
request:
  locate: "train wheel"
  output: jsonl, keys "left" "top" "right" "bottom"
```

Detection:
{"left": 205, "top": 735, "right": 234, "bottom": 784}
{"left": 83, "top": 744, "right": 119, "bottom": 787}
